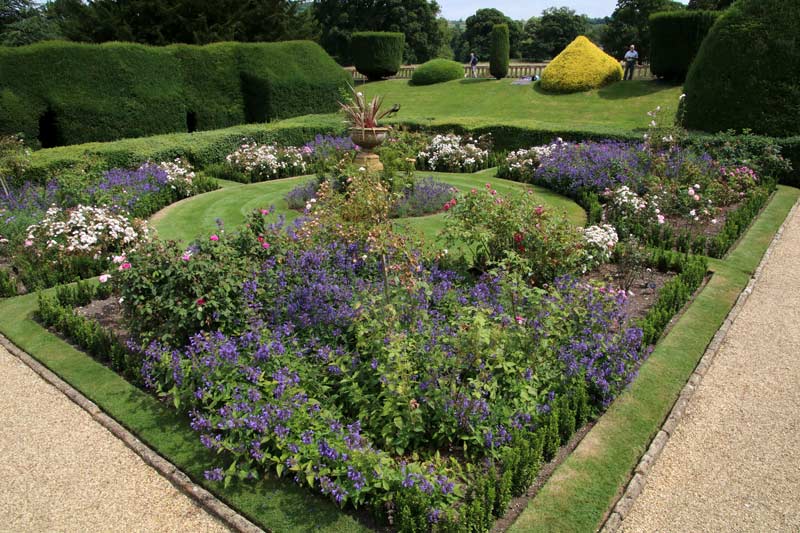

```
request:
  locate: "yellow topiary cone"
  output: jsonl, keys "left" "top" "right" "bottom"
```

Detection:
{"left": 540, "top": 36, "right": 623, "bottom": 93}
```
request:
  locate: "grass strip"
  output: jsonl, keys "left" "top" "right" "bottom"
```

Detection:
{"left": 509, "top": 185, "right": 799, "bottom": 532}
{"left": 0, "top": 292, "right": 370, "bottom": 533}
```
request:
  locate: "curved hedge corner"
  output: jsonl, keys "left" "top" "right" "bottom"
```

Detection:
{"left": 411, "top": 59, "right": 464, "bottom": 85}
{"left": 649, "top": 10, "right": 720, "bottom": 81}
{"left": 540, "top": 36, "right": 623, "bottom": 94}
{"left": 682, "top": 0, "right": 800, "bottom": 137}
{"left": 351, "top": 32, "right": 405, "bottom": 81}
{"left": 489, "top": 24, "right": 510, "bottom": 80}
{"left": 0, "top": 40, "right": 350, "bottom": 147}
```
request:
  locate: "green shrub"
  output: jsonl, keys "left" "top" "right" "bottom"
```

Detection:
{"left": 26, "top": 115, "right": 345, "bottom": 184}
{"left": 410, "top": 59, "right": 463, "bottom": 85}
{"left": 489, "top": 24, "right": 510, "bottom": 79}
{"left": 649, "top": 10, "right": 720, "bottom": 81}
{"left": 0, "top": 41, "right": 349, "bottom": 146}
{"left": 540, "top": 36, "right": 623, "bottom": 93}
{"left": 682, "top": 0, "right": 800, "bottom": 136}
{"left": 350, "top": 32, "right": 405, "bottom": 81}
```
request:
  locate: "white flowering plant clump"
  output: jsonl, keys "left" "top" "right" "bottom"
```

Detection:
{"left": 602, "top": 185, "right": 665, "bottom": 236}
{"left": 417, "top": 134, "right": 490, "bottom": 172}
{"left": 155, "top": 158, "right": 196, "bottom": 195}
{"left": 581, "top": 224, "right": 619, "bottom": 269}
{"left": 499, "top": 139, "right": 565, "bottom": 181}
{"left": 225, "top": 141, "right": 308, "bottom": 182}
{"left": 24, "top": 205, "right": 149, "bottom": 261}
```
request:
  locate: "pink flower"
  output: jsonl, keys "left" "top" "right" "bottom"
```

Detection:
{"left": 687, "top": 188, "right": 695, "bottom": 196}
{"left": 262, "top": 242, "right": 270, "bottom": 249}
{"left": 196, "top": 297, "right": 206, "bottom": 306}
{"left": 471, "top": 188, "right": 477, "bottom": 194}
{"left": 181, "top": 252, "right": 192, "bottom": 261}
{"left": 657, "top": 214, "right": 665, "bottom": 225}
{"left": 485, "top": 183, "right": 491, "bottom": 189}
{"left": 693, "top": 194, "right": 700, "bottom": 201}
{"left": 99, "top": 274, "right": 111, "bottom": 283}
{"left": 515, "top": 315, "right": 525, "bottom": 325}
{"left": 534, "top": 206, "right": 544, "bottom": 216}
{"left": 443, "top": 203, "right": 451, "bottom": 212}
{"left": 210, "top": 234, "right": 219, "bottom": 241}
{"left": 24, "top": 239, "right": 33, "bottom": 247}
{"left": 112, "top": 254, "right": 126, "bottom": 263}
{"left": 119, "top": 262, "right": 131, "bottom": 271}
{"left": 261, "top": 209, "right": 269, "bottom": 216}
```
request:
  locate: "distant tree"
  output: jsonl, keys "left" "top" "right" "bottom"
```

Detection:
{"left": 601, "top": 0, "right": 684, "bottom": 61}
{"left": 687, "top": 0, "right": 733, "bottom": 9}
{"left": 532, "top": 7, "right": 588, "bottom": 59}
{"left": 313, "top": 0, "right": 443, "bottom": 64}
{"left": 459, "top": 8, "right": 522, "bottom": 61}
{"left": 1, "top": 12, "right": 62, "bottom": 45}
{"left": 435, "top": 18, "right": 454, "bottom": 59}
{"left": 43, "top": 0, "right": 315, "bottom": 45}
{"left": 0, "top": 0, "right": 35, "bottom": 27}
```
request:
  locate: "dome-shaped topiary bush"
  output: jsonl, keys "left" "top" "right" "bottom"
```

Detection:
{"left": 410, "top": 59, "right": 464, "bottom": 85}
{"left": 351, "top": 32, "right": 405, "bottom": 81}
{"left": 540, "top": 36, "right": 623, "bottom": 93}
{"left": 682, "top": 0, "right": 800, "bottom": 137}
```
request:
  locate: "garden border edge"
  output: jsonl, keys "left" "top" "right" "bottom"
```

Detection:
{"left": 0, "top": 332, "right": 265, "bottom": 533}
{"left": 598, "top": 196, "right": 800, "bottom": 532}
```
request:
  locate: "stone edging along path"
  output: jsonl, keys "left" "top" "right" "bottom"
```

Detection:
{"left": 0, "top": 334, "right": 264, "bottom": 533}
{"left": 599, "top": 197, "right": 800, "bottom": 533}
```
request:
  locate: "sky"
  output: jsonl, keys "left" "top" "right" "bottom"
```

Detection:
{"left": 438, "top": 0, "right": 690, "bottom": 21}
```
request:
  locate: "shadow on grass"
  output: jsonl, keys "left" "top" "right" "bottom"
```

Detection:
{"left": 597, "top": 80, "right": 681, "bottom": 100}
{"left": 459, "top": 78, "right": 492, "bottom": 85}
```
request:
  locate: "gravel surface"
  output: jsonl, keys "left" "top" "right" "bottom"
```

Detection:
{"left": 620, "top": 207, "right": 800, "bottom": 532}
{"left": 0, "top": 346, "right": 230, "bottom": 532}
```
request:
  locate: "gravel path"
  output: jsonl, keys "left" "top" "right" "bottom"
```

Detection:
{"left": 0, "top": 345, "right": 230, "bottom": 532}
{"left": 620, "top": 206, "right": 800, "bottom": 532}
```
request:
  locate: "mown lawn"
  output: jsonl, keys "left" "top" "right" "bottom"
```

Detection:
{"left": 361, "top": 79, "right": 682, "bottom": 134}
{"left": 151, "top": 169, "right": 586, "bottom": 244}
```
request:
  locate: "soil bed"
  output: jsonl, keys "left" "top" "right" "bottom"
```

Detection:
{"left": 581, "top": 263, "right": 676, "bottom": 321}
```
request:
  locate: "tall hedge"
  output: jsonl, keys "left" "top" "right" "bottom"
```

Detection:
{"left": 649, "top": 10, "right": 720, "bottom": 81}
{"left": 489, "top": 24, "right": 510, "bottom": 80}
{"left": 350, "top": 32, "right": 405, "bottom": 81}
{"left": 0, "top": 40, "right": 350, "bottom": 147}
{"left": 682, "top": 0, "right": 800, "bottom": 136}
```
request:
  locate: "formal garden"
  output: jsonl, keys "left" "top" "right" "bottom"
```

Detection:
{"left": 1, "top": 0, "right": 799, "bottom": 531}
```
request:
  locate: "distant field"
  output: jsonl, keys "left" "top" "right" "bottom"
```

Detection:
{"left": 362, "top": 78, "right": 682, "bottom": 134}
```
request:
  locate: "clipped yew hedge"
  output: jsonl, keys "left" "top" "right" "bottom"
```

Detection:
{"left": 0, "top": 40, "right": 350, "bottom": 147}
{"left": 682, "top": 0, "right": 800, "bottom": 137}
{"left": 649, "top": 10, "right": 720, "bottom": 81}
{"left": 489, "top": 24, "right": 510, "bottom": 80}
{"left": 351, "top": 31, "right": 405, "bottom": 81}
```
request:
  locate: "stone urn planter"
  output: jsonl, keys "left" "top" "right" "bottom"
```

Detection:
{"left": 350, "top": 126, "right": 389, "bottom": 172}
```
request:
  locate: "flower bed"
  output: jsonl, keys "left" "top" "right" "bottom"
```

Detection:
{"left": 0, "top": 159, "right": 216, "bottom": 294}
{"left": 33, "top": 163, "right": 711, "bottom": 532}
{"left": 417, "top": 134, "right": 492, "bottom": 173}
{"left": 497, "top": 137, "right": 782, "bottom": 258}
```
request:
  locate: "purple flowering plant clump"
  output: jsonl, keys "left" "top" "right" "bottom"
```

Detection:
{"left": 124, "top": 213, "right": 648, "bottom": 521}
{"left": 391, "top": 176, "right": 454, "bottom": 218}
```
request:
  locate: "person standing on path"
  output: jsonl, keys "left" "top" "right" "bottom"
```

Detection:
{"left": 623, "top": 44, "right": 638, "bottom": 80}
{"left": 469, "top": 52, "right": 478, "bottom": 78}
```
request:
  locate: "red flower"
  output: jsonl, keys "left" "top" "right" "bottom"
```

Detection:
{"left": 535, "top": 206, "right": 544, "bottom": 216}
{"left": 257, "top": 236, "right": 264, "bottom": 243}
{"left": 196, "top": 298, "right": 206, "bottom": 306}
{"left": 513, "top": 232, "right": 523, "bottom": 243}
{"left": 443, "top": 203, "right": 451, "bottom": 212}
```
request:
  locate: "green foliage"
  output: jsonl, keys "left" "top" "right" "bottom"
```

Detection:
{"left": 41, "top": 0, "right": 316, "bottom": 45}
{"left": 351, "top": 31, "right": 405, "bottom": 81}
{"left": 636, "top": 250, "right": 707, "bottom": 345}
{"left": 313, "top": 0, "right": 443, "bottom": 64}
{"left": 0, "top": 269, "right": 15, "bottom": 297}
{"left": 25, "top": 115, "right": 345, "bottom": 184}
{"left": 410, "top": 59, "right": 463, "bottom": 86}
{"left": 458, "top": 8, "right": 523, "bottom": 61}
{"left": 489, "top": 24, "right": 510, "bottom": 80}
{"left": 601, "top": 0, "right": 685, "bottom": 61}
{"left": 0, "top": 40, "right": 349, "bottom": 146}
{"left": 521, "top": 7, "right": 590, "bottom": 61}
{"left": 649, "top": 10, "right": 720, "bottom": 81}
{"left": 688, "top": 0, "right": 733, "bottom": 9}
{"left": 36, "top": 281, "right": 139, "bottom": 381}
{"left": 682, "top": 0, "right": 800, "bottom": 137}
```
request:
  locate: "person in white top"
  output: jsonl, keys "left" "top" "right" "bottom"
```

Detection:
{"left": 623, "top": 44, "right": 638, "bottom": 80}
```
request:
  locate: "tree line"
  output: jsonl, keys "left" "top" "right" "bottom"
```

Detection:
{"left": 0, "top": 0, "right": 735, "bottom": 63}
